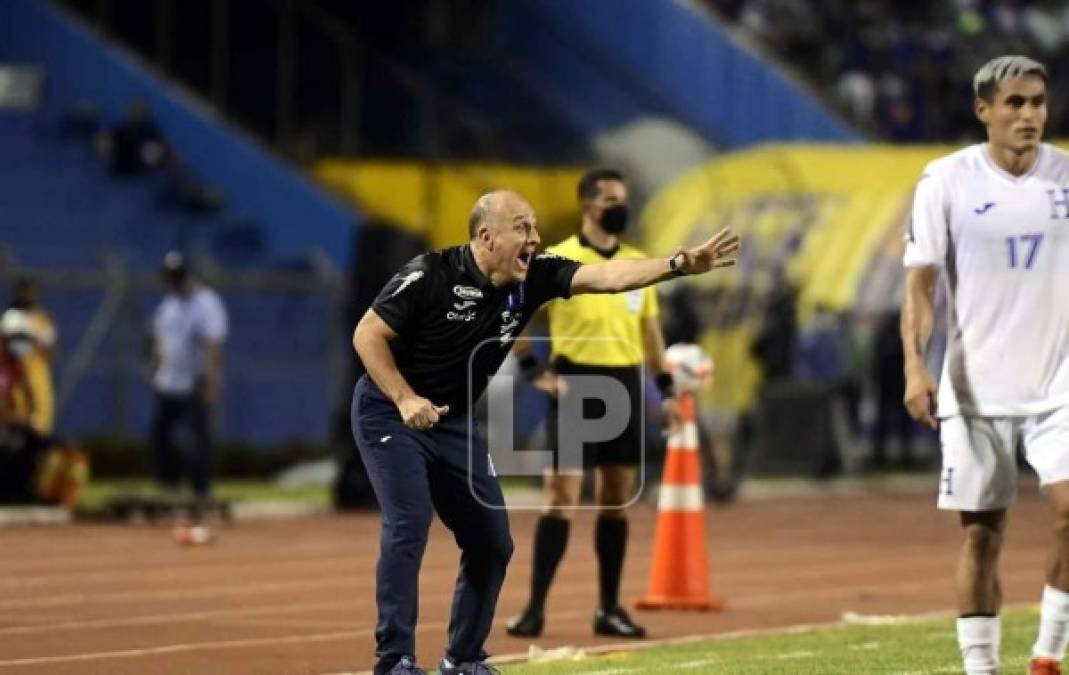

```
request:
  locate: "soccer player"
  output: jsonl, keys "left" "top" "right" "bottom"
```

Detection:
{"left": 352, "top": 190, "right": 739, "bottom": 675}
{"left": 902, "top": 55, "right": 1069, "bottom": 675}
{"left": 506, "top": 169, "right": 681, "bottom": 640}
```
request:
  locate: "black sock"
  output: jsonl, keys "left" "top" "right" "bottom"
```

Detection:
{"left": 595, "top": 516, "right": 627, "bottom": 611}
{"left": 373, "top": 655, "right": 400, "bottom": 675}
{"left": 529, "top": 515, "right": 570, "bottom": 614}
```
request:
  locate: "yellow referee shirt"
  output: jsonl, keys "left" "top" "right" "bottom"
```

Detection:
{"left": 544, "top": 235, "right": 659, "bottom": 367}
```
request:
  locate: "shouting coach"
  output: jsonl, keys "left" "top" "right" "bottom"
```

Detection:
{"left": 351, "top": 189, "right": 739, "bottom": 675}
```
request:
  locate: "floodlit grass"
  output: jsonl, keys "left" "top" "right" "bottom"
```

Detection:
{"left": 78, "top": 479, "right": 330, "bottom": 511}
{"left": 499, "top": 607, "right": 1041, "bottom": 674}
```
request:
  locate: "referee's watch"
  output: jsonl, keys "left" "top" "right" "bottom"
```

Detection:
{"left": 668, "top": 251, "right": 687, "bottom": 276}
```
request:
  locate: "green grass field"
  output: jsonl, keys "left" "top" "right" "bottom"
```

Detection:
{"left": 498, "top": 607, "right": 1040, "bottom": 674}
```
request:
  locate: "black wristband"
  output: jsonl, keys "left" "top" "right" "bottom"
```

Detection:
{"left": 520, "top": 354, "right": 545, "bottom": 381}
{"left": 668, "top": 251, "right": 687, "bottom": 277}
{"left": 655, "top": 371, "right": 675, "bottom": 398}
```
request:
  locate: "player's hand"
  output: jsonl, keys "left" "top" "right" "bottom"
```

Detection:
{"left": 677, "top": 228, "right": 741, "bottom": 274}
{"left": 903, "top": 365, "right": 938, "bottom": 430}
{"left": 398, "top": 395, "right": 449, "bottom": 431}
{"left": 532, "top": 371, "right": 568, "bottom": 399}
{"left": 200, "top": 378, "right": 218, "bottom": 405}
{"left": 661, "top": 396, "right": 683, "bottom": 436}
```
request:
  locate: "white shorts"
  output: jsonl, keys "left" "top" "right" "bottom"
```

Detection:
{"left": 937, "top": 405, "right": 1069, "bottom": 511}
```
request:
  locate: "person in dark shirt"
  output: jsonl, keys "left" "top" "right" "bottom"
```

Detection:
{"left": 351, "top": 189, "right": 739, "bottom": 675}
{"left": 100, "top": 97, "right": 169, "bottom": 176}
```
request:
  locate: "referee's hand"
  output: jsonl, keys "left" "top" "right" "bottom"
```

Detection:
{"left": 398, "top": 394, "right": 449, "bottom": 431}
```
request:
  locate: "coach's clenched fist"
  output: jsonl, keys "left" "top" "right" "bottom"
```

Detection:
{"left": 397, "top": 394, "right": 448, "bottom": 431}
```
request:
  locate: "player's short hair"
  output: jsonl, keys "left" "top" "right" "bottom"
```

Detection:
{"left": 468, "top": 194, "right": 492, "bottom": 239}
{"left": 577, "top": 168, "right": 625, "bottom": 203}
{"left": 973, "top": 55, "right": 1048, "bottom": 102}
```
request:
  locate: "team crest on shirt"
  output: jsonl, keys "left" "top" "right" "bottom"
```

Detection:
{"left": 499, "top": 309, "right": 522, "bottom": 344}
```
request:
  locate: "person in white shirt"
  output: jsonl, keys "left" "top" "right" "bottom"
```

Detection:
{"left": 149, "top": 251, "right": 228, "bottom": 506}
{"left": 902, "top": 55, "right": 1069, "bottom": 675}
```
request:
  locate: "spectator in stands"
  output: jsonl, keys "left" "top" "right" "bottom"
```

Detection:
{"left": 751, "top": 282, "right": 797, "bottom": 383}
{"left": 0, "top": 309, "right": 47, "bottom": 504}
{"left": 96, "top": 96, "right": 170, "bottom": 176}
{"left": 871, "top": 309, "right": 920, "bottom": 469}
{"left": 147, "top": 251, "right": 228, "bottom": 512}
{"left": 708, "top": 0, "right": 1069, "bottom": 141}
{"left": 0, "top": 309, "right": 36, "bottom": 430}
{"left": 5, "top": 277, "right": 57, "bottom": 437}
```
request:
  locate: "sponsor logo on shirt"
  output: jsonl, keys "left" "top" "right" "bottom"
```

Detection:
{"left": 453, "top": 300, "right": 477, "bottom": 310}
{"left": 446, "top": 310, "right": 477, "bottom": 322}
{"left": 973, "top": 202, "right": 996, "bottom": 215}
{"left": 453, "top": 285, "right": 483, "bottom": 300}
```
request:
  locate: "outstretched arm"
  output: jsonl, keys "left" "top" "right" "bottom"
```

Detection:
{"left": 570, "top": 228, "right": 740, "bottom": 295}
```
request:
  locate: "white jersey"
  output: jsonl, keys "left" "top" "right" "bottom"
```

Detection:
{"left": 904, "top": 143, "right": 1069, "bottom": 417}
{"left": 152, "top": 284, "right": 228, "bottom": 395}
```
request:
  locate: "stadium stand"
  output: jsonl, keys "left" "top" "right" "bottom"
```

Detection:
{"left": 709, "top": 0, "right": 1069, "bottom": 141}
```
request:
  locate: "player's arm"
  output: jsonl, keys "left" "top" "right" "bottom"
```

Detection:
{"left": 353, "top": 309, "right": 448, "bottom": 428}
{"left": 640, "top": 315, "right": 682, "bottom": 433}
{"left": 511, "top": 311, "right": 566, "bottom": 398}
{"left": 510, "top": 312, "right": 564, "bottom": 402}
{"left": 570, "top": 228, "right": 739, "bottom": 294}
{"left": 901, "top": 265, "right": 939, "bottom": 429}
{"left": 201, "top": 340, "right": 223, "bottom": 405}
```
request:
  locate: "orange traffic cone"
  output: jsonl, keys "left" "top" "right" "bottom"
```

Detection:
{"left": 636, "top": 392, "right": 723, "bottom": 611}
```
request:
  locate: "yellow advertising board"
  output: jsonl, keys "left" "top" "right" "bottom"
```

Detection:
{"left": 641, "top": 143, "right": 958, "bottom": 411}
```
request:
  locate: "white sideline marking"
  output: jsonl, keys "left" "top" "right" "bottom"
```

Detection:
{"left": 775, "top": 650, "right": 815, "bottom": 659}
{"left": 0, "top": 630, "right": 367, "bottom": 668}
{"left": 888, "top": 667, "right": 960, "bottom": 675}
{"left": 485, "top": 602, "right": 1041, "bottom": 670}
{"left": 0, "top": 617, "right": 452, "bottom": 669}
{"left": 678, "top": 657, "right": 718, "bottom": 668}
{"left": 0, "top": 598, "right": 355, "bottom": 635}
{"left": 848, "top": 641, "right": 881, "bottom": 651}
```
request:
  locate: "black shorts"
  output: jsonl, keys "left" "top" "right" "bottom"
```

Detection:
{"left": 545, "top": 358, "right": 644, "bottom": 469}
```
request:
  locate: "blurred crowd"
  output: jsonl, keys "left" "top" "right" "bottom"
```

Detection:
{"left": 709, "top": 0, "right": 1069, "bottom": 141}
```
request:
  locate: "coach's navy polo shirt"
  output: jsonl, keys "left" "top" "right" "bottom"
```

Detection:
{"left": 371, "top": 244, "right": 580, "bottom": 414}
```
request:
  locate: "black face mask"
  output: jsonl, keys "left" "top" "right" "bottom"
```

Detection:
{"left": 599, "top": 204, "right": 629, "bottom": 234}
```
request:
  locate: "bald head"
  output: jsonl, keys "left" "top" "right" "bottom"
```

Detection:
{"left": 468, "top": 190, "right": 531, "bottom": 239}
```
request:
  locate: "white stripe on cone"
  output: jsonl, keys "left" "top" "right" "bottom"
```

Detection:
{"left": 657, "top": 485, "right": 704, "bottom": 512}
{"left": 667, "top": 422, "right": 699, "bottom": 452}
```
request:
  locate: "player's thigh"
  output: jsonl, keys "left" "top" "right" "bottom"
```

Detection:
{"left": 938, "top": 415, "right": 1018, "bottom": 511}
{"left": 542, "top": 471, "right": 583, "bottom": 515}
{"left": 1023, "top": 405, "right": 1069, "bottom": 488}
{"left": 429, "top": 425, "right": 511, "bottom": 554}
{"left": 595, "top": 464, "right": 639, "bottom": 510}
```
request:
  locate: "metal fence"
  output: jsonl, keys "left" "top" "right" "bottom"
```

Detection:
{"left": 0, "top": 246, "right": 350, "bottom": 445}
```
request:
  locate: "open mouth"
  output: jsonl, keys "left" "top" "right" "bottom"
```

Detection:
{"left": 517, "top": 251, "right": 532, "bottom": 270}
